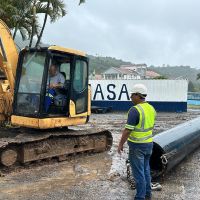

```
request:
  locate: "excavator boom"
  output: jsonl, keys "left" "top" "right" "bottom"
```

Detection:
{"left": 0, "top": 20, "right": 19, "bottom": 122}
{"left": 0, "top": 19, "right": 18, "bottom": 90}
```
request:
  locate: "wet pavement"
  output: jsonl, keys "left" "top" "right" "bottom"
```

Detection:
{"left": 0, "top": 110, "right": 200, "bottom": 200}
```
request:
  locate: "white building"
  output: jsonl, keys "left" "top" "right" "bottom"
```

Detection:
{"left": 120, "top": 64, "right": 147, "bottom": 79}
{"left": 102, "top": 64, "right": 148, "bottom": 80}
{"left": 102, "top": 67, "right": 141, "bottom": 80}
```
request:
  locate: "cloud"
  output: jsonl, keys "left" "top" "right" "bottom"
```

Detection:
{"left": 42, "top": 0, "right": 200, "bottom": 68}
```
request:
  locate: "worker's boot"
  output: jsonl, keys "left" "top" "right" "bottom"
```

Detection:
{"left": 151, "top": 182, "right": 162, "bottom": 191}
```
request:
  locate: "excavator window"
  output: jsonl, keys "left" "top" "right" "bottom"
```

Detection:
{"left": 16, "top": 51, "right": 46, "bottom": 115}
{"left": 73, "top": 59, "right": 88, "bottom": 114}
{"left": 60, "top": 63, "right": 70, "bottom": 80}
{"left": 18, "top": 52, "right": 45, "bottom": 93}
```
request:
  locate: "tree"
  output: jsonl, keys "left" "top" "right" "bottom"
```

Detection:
{"left": 12, "top": 0, "right": 37, "bottom": 40}
{"left": 79, "top": 0, "right": 85, "bottom": 4}
{"left": 188, "top": 81, "right": 195, "bottom": 92}
{"left": 0, "top": 0, "right": 85, "bottom": 45}
{"left": 29, "top": 1, "right": 37, "bottom": 47}
{"left": 197, "top": 73, "right": 200, "bottom": 80}
{"left": 0, "top": 0, "right": 40, "bottom": 41}
{"left": 0, "top": 0, "right": 18, "bottom": 28}
{"left": 35, "top": 0, "right": 85, "bottom": 47}
{"left": 153, "top": 75, "right": 167, "bottom": 80}
{"left": 35, "top": 0, "right": 66, "bottom": 47}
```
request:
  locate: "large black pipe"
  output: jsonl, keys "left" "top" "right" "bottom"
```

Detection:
{"left": 150, "top": 116, "right": 200, "bottom": 178}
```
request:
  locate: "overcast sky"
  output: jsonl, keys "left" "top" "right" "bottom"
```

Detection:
{"left": 42, "top": 0, "right": 200, "bottom": 68}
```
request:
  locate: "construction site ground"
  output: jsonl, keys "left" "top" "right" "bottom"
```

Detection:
{"left": 0, "top": 109, "right": 200, "bottom": 200}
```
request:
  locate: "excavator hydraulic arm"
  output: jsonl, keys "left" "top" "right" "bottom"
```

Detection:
{"left": 0, "top": 19, "right": 18, "bottom": 122}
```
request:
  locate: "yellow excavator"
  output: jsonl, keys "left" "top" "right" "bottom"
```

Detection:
{"left": 0, "top": 19, "right": 112, "bottom": 167}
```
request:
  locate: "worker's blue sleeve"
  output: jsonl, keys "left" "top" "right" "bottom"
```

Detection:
{"left": 125, "top": 107, "right": 139, "bottom": 130}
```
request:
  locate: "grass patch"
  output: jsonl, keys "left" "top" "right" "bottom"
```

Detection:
{"left": 188, "top": 104, "right": 200, "bottom": 109}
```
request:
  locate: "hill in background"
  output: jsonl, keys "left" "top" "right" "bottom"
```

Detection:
{"left": 88, "top": 55, "right": 132, "bottom": 74}
{"left": 149, "top": 65, "right": 200, "bottom": 82}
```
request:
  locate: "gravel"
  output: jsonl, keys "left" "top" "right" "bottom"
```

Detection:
{"left": 0, "top": 109, "right": 200, "bottom": 200}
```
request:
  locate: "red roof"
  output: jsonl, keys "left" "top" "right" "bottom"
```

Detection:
{"left": 120, "top": 64, "right": 147, "bottom": 68}
{"left": 95, "top": 74, "right": 102, "bottom": 80}
{"left": 146, "top": 70, "right": 160, "bottom": 78}
{"left": 115, "top": 67, "right": 138, "bottom": 75}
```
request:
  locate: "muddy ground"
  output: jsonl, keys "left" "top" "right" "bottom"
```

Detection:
{"left": 0, "top": 110, "right": 200, "bottom": 200}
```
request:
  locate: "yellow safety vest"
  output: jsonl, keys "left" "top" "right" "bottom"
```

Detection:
{"left": 127, "top": 102, "right": 156, "bottom": 143}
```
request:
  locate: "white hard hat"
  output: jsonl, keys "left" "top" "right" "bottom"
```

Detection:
{"left": 130, "top": 84, "right": 147, "bottom": 96}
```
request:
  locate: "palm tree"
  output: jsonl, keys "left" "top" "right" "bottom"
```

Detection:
{"left": 79, "top": 0, "right": 85, "bottom": 5}
{"left": 35, "top": 0, "right": 66, "bottom": 47}
{"left": 29, "top": 0, "right": 52, "bottom": 47}
{"left": 29, "top": 1, "right": 37, "bottom": 47}
{"left": 0, "top": 0, "right": 18, "bottom": 28}
{"left": 12, "top": 0, "right": 34, "bottom": 40}
{"left": 35, "top": 0, "right": 85, "bottom": 47}
{"left": 0, "top": 0, "right": 85, "bottom": 46}
{"left": 0, "top": 0, "right": 40, "bottom": 41}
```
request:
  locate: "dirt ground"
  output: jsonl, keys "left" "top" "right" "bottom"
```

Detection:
{"left": 0, "top": 109, "right": 200, "bottom": 200}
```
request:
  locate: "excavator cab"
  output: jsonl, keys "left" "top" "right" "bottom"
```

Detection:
{"left": 11, "top": 46, "right": 91, "bottom": 129}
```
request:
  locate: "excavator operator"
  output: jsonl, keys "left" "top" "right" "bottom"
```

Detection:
{"left": 45, "top": 63, "right": 66, "bottom": 112}
{"left": 48, "top": 64, "right": 65, "bottom": 89}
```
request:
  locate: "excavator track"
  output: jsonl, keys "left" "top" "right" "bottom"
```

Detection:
{"left": 0, "top": 127, "right": 112, "bottom": 168}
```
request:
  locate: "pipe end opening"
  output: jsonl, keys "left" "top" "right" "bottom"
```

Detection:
{"left": 150, "top": 142, "right": 165, "bottom": 178}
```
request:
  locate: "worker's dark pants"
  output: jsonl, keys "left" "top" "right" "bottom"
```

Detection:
{"left": 128, "top": 141, "right": 153, "bottom": 200}
{"left": 45, "top": 89, "right": 56, "bottom": 112}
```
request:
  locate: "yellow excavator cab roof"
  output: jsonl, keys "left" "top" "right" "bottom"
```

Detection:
{"left": 48, "top": 45, "right": 86, "bottom": 57}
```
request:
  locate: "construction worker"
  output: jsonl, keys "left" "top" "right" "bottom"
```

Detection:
{"left": 117, "top": 83, "right": 156, "bottom": 200}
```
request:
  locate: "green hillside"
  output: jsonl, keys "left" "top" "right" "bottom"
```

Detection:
{"left": 149, "top": 65, "right": 200, "bottom": 82}
{"left": 149, "top": 65, "right": 200, "bottom": 91}
{"left": 88, "top": 55, "right": 132, "bottom": 74}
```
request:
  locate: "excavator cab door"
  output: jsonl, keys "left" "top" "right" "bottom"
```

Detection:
{"left": 44, "top": 53, "right": 71, "bottom": 116}
{"left": 46, "top": 54, "right": 89, "bottom": 117}
{"left": 70, "top": 56, "right": 88, "bottom": 116}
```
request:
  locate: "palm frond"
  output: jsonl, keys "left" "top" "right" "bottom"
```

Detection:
{"left": 79, "top": 0, "right": 85, "bottom": 5}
